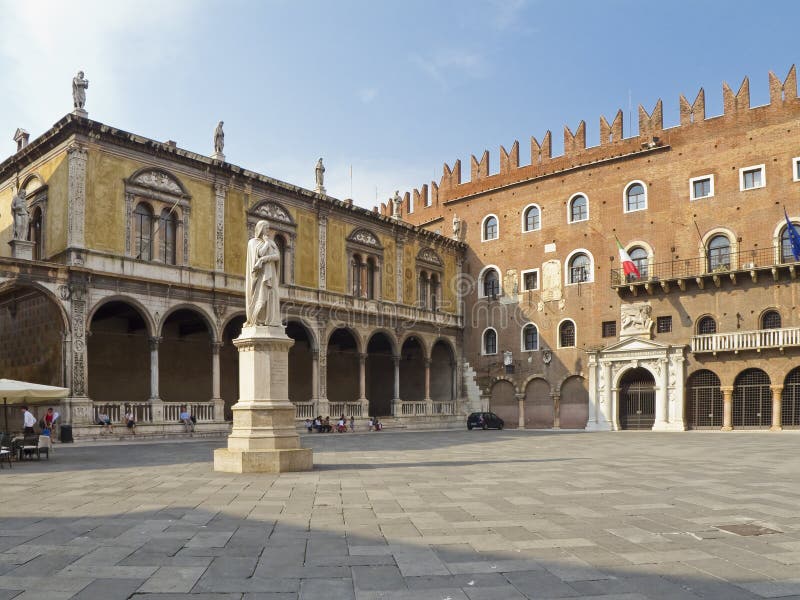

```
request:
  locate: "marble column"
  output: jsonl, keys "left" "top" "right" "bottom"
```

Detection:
{"left": 392, "top": 355, "right": 401, "bottom": 416}
{"left": 653, "top": 358, "right": 670, "bottom": 431}
{"left": 770, "top": 385, "right": 783, "bottom": 431}
{"left": 516, "top": 392, "right": 525, "bottom": 428}
{"left": 721, "top": 386, "right": 734, "bottom": 431}
{"left": 148, "top": 336, "right": 163, "bottom": 422}
{"left": 311, "top": 349, "right": 320, "bottom": 410}
{"left": 552, "top": 392, "right": 561, "bottom": 429}
{"left": 211, "top": 341, "right": 224, "bottom": 420}
{"left": 358, "top": 353, "right": 369, "bottom": 416}
{"left": 424, "top": 358, "right": 433, "bottom": 415}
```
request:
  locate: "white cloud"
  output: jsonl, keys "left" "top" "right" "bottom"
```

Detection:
{"left": 358, "top": 87, "right": 378, "bottom": 104}
{"left": 410, "top": 49, "right": 488, "bottom": 89}
{"left": 0, "top": 0, "right": 193, "bottom": 144}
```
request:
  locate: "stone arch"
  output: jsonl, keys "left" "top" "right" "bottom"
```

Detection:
{"left": 399, "top": 332, "right": 429, "bottom": 360}
{"left": 489, "top": 379, "right": 516, "bottom": 428}
{"left": 622, "top": 179, "right": 648, "bottom": 213}
{"left": 158, "top": 306, "right": 214, "bottom": 405}
{"left": 327, "top": 327, "right": 361, "bottom": 410}
{"left": 87, "top": 294, "right": 155, "bottom": 337}
{"left": 325, "top": 324, "right": 363, "bottom": 355}
{"left": 220, "top": 314, "right": 246, "bottom": 420}
{"left": 0, "top": 281, "right": 68, "bottom": 403}
{"left": 0, "top": 279, "right": 69, "bottom": 332}
{"left": 559, "top": 374, "right": 589, "bottom": 429}
{"left": 158, "top": 303, "right": 219, "bottom": 343}
{"left": 732, "top": 368, "right": 771, "bottom": 428}
{"left": 366, "top": 328, "right": 399, "bottom": 356}
{"left": 700, "top": 226, "right": 738, "bottom": 271}
{"left": 20, "top": 172, "right": 46, "bottom": 193}
{"left": 686, "top": 369, "right": 723, "bottom": 429}
{"left": 286, "top": 319, "right": 316, "bottom": 406}
{"left": 88, "top": 298, "right": 152, "bottom": 405}
{"left": 220, "top": 311, "right": 247, "bottom": 339}
{"left": 127, "top": 166, "right": 190, "bottom": 196}
{"left": 430, "top": 338, "right": 456, "bottom": 404}
{"left": 524, "top": 376, "right": 553, "bottom": 428}
{"left": 399, "top": 335, "right": 426, "bottom": 402}
{"left": 366, "top": 330, "right": 396, "bottom": 416}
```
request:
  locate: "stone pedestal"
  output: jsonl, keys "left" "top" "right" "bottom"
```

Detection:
{"left": 214, "top": 325, "right": 313, "bottom": 473}
{"left": 9, "top": 239, "right": 34, "bottom": 260}
{"left": 72, "top": 108, "right": 88, "bottom": 119}
{"left": 212, "top": 152, "right": 225, "bottom": 162}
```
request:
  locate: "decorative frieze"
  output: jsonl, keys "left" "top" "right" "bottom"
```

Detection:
{"left": 318, "top": 215, "right": 327, "bottom": 290}
{"left": 214, "top": 183, "right": 227, "bottom": 271}
{"left": 67, "top": 145, "right": 88, "bottom": 250}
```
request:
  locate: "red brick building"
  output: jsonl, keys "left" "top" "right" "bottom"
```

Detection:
{"left": 385, "top": 66, "right": 800, "bottom": 432}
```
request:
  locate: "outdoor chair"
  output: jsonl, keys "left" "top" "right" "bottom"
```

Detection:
{"left": 0, "top": 434, "right": 12, "bottom": 469}
{"left": 17, "top": 435, "right": 43, "bottom": 461}
{"left": 37, "top": 435, "right": 52, "bottom": 460}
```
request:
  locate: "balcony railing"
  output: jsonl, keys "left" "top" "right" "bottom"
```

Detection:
{"left": 611, "top": 246, "right": 799, "bottom": 288}
{"left": 692, "top": 326, "right": 800, "bottom": 354}
{"left": 94, "top": 401, "right": 217, "bottom": 423}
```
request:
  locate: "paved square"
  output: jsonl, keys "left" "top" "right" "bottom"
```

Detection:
{"left": 2, "top": 430, "right": 800, "bottom": 599}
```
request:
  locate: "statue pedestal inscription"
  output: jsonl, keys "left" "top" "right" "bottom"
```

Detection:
{"left": 9, "top": 239, "right": 34, "bottom": 260}
{"left": 214, "top": 325, "right": 313, "bottom": 473}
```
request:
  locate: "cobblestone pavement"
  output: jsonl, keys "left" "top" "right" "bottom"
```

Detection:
{"left": 2, "top": 430, "right": 800, "bottom": 599}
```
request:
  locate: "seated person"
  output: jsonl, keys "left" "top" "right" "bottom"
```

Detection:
{"left": 323, "top": 416, "right": 332, "bottom": 433}
{"left": 97, "top": 412, "right": 114, "bottom": 433}
{"left": 374, "top": 418, "right": 382, "bottom": 431}
{"left": 125, "top": 410, "right": 136, "bottom": 435}
{"left": 305, "top": 418, "right": 313, "bottom": 433}
{"left": 313, "top": 416, "right": 323, "bottom": 433}
{"left": 179, "top": 406, "right": 195, "bottom": 434}
{"left": 336, "top": 418, "right": 347, "bottom": 433}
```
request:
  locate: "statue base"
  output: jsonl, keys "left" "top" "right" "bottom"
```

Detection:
{"left": 9, "top": 239, "right": 34, "bottom": 260}
{"left": 212, "top": 151, "right": 226, "bottom": 162}
{"left": 213, "top": 325, "right": 313, "bottom": 474}
{"left": 72, "top": 108, "right": 88, "bottom": 118}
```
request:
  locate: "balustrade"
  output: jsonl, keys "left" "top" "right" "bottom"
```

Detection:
{"left": 692, "top": 327, "right": 800, "bottom": 353}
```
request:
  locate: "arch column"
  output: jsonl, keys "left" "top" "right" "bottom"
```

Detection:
{"left": 552, "top": 392, "right": 561, "bottom": 429}
{"left": 721, "top": 386, "right": 734, "bottom": 431}
{"left": 516, "top": 392, "right": 525, "bottom": 428}
{"left": 311, "top": 349, "right": 320, "bottom": 406}
{"left": 148, "top": 336, "right": 163, "bottom": 422}
{"left": 211, "top": 341, "right": 224, "bottom": 420}
{"left": 424, "top": 358, "right": 432, "bottom": 414}
{"left": 653, "top": 358, "right": 670, "bottom": 431}
{"left": 317, "top": 342, "right": 329, "bottom": 418}
{"left": 392, "top": 354, "right": 401, "bottom": 416}
{"left": 770, "top": 384, "right": 783, "bottom": 431}
{"left": 358, "top": 353, "right": 369, "bottom": 415}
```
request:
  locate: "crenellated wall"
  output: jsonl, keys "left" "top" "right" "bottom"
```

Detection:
{"left": 386, "top": 66, "right": 799, "bottom": 224}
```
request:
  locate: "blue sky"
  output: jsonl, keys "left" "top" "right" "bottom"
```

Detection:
{"left": 1, "top": 0, "right": 798, "bottom": 208}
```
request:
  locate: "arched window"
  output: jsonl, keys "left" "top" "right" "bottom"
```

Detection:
{"left": 707, "top": 235, "right": 731, "bottom": 271}
{"left": 419, "top": 271, "right": 429, "bottom": 308}
{"left": 568, "top": 253, "right": 591, "bottom": 284}
{"left": 159, "top": 209, "right": 178, "bottom": 265}
{"left": 780, "top": 225, "right": 799, "bottom": 263}
{"left": 625, "top": 182, "right": 646, "bottom": 212}
{"left": 483, "top": 329, "right": 497, "bottom": 355}
{"left": 134, "top": 203, "right": 154, "bottom": 261}
{"left": 366, "top": 257, "right": 376, "bottom": 300}
{"left": 697, "top": 316, "right": 717, "bottom": 335}
{"left": 430, "top": 273, "right": 439, "bottom": 311}
{"left": 483, "top": 215, "right": 499, "bottom": 241}
{"left": 559, "top": 320, "right": 576, "bottom": 347}
{"left": 351, "top": 254, "right": 362, "bottom": 297}
{"left": 522, "top": 205, "right": 541, "bottom": 232}
{"left": 569, "top": 194, "right": 588, "bottom": 223}
{"left": 483, "top": 268, "right": 500, "bottom": 298}
{"left": 629, "top": 247, "right": 649, "bottom": 279}
{"left": 761, "top": 310, "right": 781, "bottom": 329}
{"left": 522, "top": 323, "right": 538, "bottom": 351}
{"left": 274, "top": 234, "right": 287, "bottom": 285}
{"left": 29, "top": 206, "right": 42, "bottom": 260}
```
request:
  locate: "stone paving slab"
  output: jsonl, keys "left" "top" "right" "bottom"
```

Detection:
{"left": 3, "top": 431, "right": 800, "bottom": 598}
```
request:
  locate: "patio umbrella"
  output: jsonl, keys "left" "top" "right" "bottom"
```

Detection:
{"left": 0, "top": 379, "right": 70, "bottom": 433}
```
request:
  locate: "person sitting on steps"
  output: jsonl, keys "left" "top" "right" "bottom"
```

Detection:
{"left": 179, "top": 405, "right": 195, "bottom": 436}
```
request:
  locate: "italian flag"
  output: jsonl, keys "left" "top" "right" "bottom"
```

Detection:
{"left": 616, "top": 237, "right": 640, "bottom": 279}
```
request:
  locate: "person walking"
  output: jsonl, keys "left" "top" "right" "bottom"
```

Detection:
{"left": 20, "top": 406, "right": 36, "bottom": 435}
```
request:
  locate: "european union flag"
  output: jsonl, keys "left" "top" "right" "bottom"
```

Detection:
{"left": 784, "top": 209, "right": 800, "bottom": 261}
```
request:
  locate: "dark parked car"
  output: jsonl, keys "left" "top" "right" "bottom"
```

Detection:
{"left": 467, "top": 412, "right": 504, "bottom": 430}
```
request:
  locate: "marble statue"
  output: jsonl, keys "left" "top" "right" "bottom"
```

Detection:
{"left": 452, "top": 214, "right": 462, "bottom": 239}
{"left": 391, "top": 190, "right": 402, "bottom": 219}
{"left": 11, "top": 188, "right": 28, "bottom": 240}
{"left": 214, "top": 121, "right": 225, "bottom": 155}
{"left": 72, "top": 71, "right": 88, "bottom": 109}
{"left": 245, "top": 220, "right": 281, "bottom": 326}
{"left": 315, "top": 158, "right": 325, "bottom": 189}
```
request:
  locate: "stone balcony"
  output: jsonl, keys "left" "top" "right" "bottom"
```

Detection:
{"left": 692, "top": 326, "right": 800, "bottom": 354}
{"left": 611, "top": 246, "right": 799, "bottom": 296}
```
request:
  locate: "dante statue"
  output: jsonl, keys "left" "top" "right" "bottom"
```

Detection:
{"left": 214, "top": 121, "right": 225, "bottom": 155}
{"left": 72, "top": 71, "right": 88, "bottom": 109}
{"left": 11, "top": 188, "right": 29, "bottom": 240}
{"left": 315, "top": 158, "right": 325, "bottom": 189}
{"left": 245, "top": 220, "right": 281, "bottom": 326}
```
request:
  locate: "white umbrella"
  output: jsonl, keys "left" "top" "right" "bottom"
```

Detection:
{"left": 0, "top": 379, "right": 70, "bottom": 433}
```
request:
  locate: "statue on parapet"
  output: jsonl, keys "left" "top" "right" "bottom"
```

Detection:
{"left": 452, "top": 213, "right": 462, "bottom": 240}
{"left": 213, "top": 121, "right": 225, "bottom": 156}
{"left": 391, "top": 190, "right": 402, "bottom": 219}
{"left": 72, "top": 71, "right": 88, "bottom": 110}
{"left": 245, "top": 220, "right": 281, "bottom": 327}
{"left": 11, "top": 188, "right": 29, "bottom": 240}
{"left": 315, "top": 158, "right": 325, "bottom": 192}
